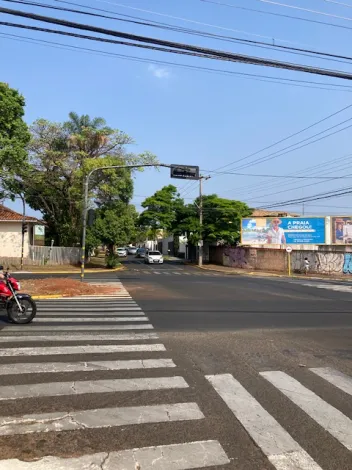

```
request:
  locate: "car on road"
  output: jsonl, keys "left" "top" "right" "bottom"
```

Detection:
{"left": 116, "top": 247, "right": 127, "bottom": 257}
{"left": 145, "top": 250, "right": 164, "bottom": 264}
{"left": 136, "top": 248, "right": 147, "bottom": 258}
{"left": 127, "top": 246, "right": 137, "bottom": 255}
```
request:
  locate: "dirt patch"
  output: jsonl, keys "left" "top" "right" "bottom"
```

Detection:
{"left": 21, "top": 278, "right": 119, "bottom": 297}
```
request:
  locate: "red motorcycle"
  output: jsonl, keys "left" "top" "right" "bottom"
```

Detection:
{"left": 0, "top": 266, "right": 37, "bottom": 324}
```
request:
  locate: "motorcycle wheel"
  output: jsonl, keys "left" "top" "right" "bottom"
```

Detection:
{"left": 7, "top": 298, "right": 37, "bottom": 324}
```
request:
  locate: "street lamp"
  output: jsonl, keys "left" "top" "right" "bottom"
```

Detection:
{"left": 80, "top": 163, "right": 170, "bottom": 281}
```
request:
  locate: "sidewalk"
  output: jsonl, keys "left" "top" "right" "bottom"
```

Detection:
{"left": 199, "top": 264, "right": 352, "bottom": 283}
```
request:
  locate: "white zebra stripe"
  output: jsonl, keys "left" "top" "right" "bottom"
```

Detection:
{"left": 0, "top": 402, "right": 204, "bottom": 436}
{"left": 0, "top": 358, "right": 176, "bottom": 375}
{"left": 309, "top": 367, "right": 352, "bottom": 396}
{"left": 0, "top": 376, "right": 188, "bottom": 401}
{"left": 0, "top": 344, "right": 166, "bottom": 356}
{"left": 260, "top": 370, "right": 352, "bottom": 451}
{"left": 206, "top": 374, "right": 322, "bottom": 470}
{"left": 0, "top": 333, "right": 158, "bottom": 342}
{"left": 0, "top": 440, "right": 229, "bottom": 469}
{"left": 31, "top": 317, "right": 149, "bottom": 322}
{"left": 0, "top": 324, "right": 154, "bottom": 332}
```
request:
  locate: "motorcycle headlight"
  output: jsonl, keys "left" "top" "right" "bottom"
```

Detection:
{"left": 17, "top": 282, "right": 21, "bottom": 290}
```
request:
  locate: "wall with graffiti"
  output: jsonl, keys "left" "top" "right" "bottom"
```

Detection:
{"left": 210, "top": 246, "right": 352, "bottom": 275}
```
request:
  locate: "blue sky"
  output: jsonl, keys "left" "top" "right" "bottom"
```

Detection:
{"left": 2, "top": 0, "right": 352, "bottom": 218}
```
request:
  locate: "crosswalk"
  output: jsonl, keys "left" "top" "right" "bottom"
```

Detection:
{"left": 300, "top": 281, "right": 352, "bottom": 293}
{"left": 123, "top": 269, "right": 222, "bottom": 276}
{"left": 0, "top": 281, "right": 350, "bottom": 468}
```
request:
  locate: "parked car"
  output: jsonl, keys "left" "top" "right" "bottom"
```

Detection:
{"left": 116, "top": 247, "right": 127, "bottom": 257}
{"left": 136, "top": 248, "right": 147, "bottom": 258}
{"left": 127, "top": 246, "right": 137, "bottom": 255}
{"left": 145, "top": 250, "right": 163, "bottom": 264}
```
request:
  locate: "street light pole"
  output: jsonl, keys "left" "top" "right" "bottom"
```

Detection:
{"left": 80, "top": 163, "right": 170, "bottom": 281}
{"left": 199, "top": 177, "right": 203, "bottom": 268}
{"left": 198, "top": 175, "right": 211, "bottom": 268}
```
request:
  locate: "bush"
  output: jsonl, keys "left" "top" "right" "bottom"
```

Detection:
{"left": 105, "top": 253, "right": 120, "bottom": 269}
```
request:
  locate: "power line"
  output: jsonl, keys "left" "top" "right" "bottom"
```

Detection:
{"left": 259, "top": 186, "right": 352, "bottom": 208}
{"left": 201, "top": 0, "right": 352, "bottom": 32}
{"left": 2, "top": 6, "right": 352, "bottom": 80}
{"left": 203, "top": 169, "right": 352, "bottom": 179}
{"left": 231, "top": 155, "right": 352, "bottom": 200}
{"left": 232, "top": 119, "right": 352, "bottom": 171}
{"left": 2, "top": 32, "right": 350, "bottom": 92}
{"left": 8, "top": 0, "right": 352, "bottom": 67}
{"left": 253, "top": 0, "right": 352, "bottom": 22}
{"left": 87, "top": 0, "right": 318, "bottom": 47}
{"left": 210, "top": 103, "right": 352, "bottom": 174}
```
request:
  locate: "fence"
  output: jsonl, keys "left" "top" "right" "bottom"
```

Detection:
{"left": 29, "top": 246, "right": 80, "bottom": 265}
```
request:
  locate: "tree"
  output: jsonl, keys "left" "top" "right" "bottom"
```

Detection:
{"left": 16, "top": 113, "right": 157, "bottom": 245}
{"left": 87, "top": 203, "right": 138, "bottom": 254}
{"left": 139, "top": 185, "right": 184, "bottom": 233}
{"left": 200, "top": 195, "right": 251, "bottom": 245}
{"left": 0, "top": 83, "right": 30, "bottom": 194}
{"left": 173, "top": 194, "right": 251, "bottom": 246}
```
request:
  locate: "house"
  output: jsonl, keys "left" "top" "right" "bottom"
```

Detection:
{"left": 0, "top": 204, "right": 43, "bottom": 258}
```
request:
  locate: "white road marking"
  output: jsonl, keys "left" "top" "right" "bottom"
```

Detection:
{"left": 0, "top": 440, "right": 229, "bottom": 469}
{"left": 0, "top": 333, "right": 158, "bottom": 342}
{"left": 38, "top": 311, "right": 144, "bottom": 316}
{"left": 0, "top": 402, "right": 204, "bottom": 436}
{"left": 260, "top": 370, "right": 352, "bottom": 451}
{"left": 309, "top": 367, "right": 352, "bottom": 396}
{"left": 0, "top": 324, "right": 154, "bottom": 332}
{"left": 0, "top": 376, "right": 188, "bottom": 401}
{"left": 32, "top": 316, "right": 149, "bottom": 322}
{"left": 37, "top": 299, "right": 138, "bottom": 308}
{"left": 302, "top": 283, "right": 352, "bottom": 293}
{"left": 38, "top": 307, "right": 141, "bottom": 312}
{"left": 172, "top": 272, "right": 181, "bottom": 275}
{"left": 206, "top": 374, "right": 322, "bottom": 470}
{"left": 0, "top": 343, "right": 166, "bottom": 356}
{"left": 0, "top": 359, "right": 176, "bottom": 375}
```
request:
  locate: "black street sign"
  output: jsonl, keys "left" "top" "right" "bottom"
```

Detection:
{"left": 170, "top": 165, "right": 200, "bottom": 180}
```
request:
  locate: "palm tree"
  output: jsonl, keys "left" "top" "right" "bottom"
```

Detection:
{"left": 64, "top": 112, "right": 107, "bottom": 133}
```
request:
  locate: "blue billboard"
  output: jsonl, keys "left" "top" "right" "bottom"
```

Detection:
{"left": 241, "top": 217, "right": 326, "bottom": 245}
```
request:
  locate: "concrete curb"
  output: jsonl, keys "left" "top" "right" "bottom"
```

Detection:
{"left": 197, "top": 266, "right": 352, "bottom": 283}
{"left": 15, "top": 267, "right": 125, "bottom": 275}
{"left": 31, "top": 292, "right": 121, "bottom": 300}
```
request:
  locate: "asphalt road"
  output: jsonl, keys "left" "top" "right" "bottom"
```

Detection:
{"left": 0, "top": 258, "right": 350, "bottom": 469}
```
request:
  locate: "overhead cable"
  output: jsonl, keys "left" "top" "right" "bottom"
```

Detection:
{"left": 2, "top": 6, "right": 352, "bottom": 80}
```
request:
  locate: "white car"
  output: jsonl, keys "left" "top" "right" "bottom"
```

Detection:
{"left": 116, "top": 247, "right": 127, "bottom": 257}
{"left": 127, "top": 246, "right": 137, "bottom": 255}
{"left": 145, "top": 251, "right": 163, "bottom": 264}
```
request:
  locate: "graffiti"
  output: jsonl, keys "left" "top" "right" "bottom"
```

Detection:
{"left": 223, "top": 247, "right": 253, "bottom": 269}
{"left": 343, "top": 253, "right": 352, "bottom": 274}
{"left": 316, "top": 252, "right": 344, "bottom": 274}
{"left": 291, "top": 251, "right": 352, "bottom": 274}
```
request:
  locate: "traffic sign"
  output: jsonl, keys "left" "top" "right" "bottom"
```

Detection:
{"left": 286, "top": 246, "right": 293, "bottom": 253}
{"left": 170, "top": 165, "right": 199, "bottom": 180}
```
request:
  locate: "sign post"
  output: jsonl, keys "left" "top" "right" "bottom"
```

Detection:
{"left": 286, "top": 246, "right": 293, "bottom": 276}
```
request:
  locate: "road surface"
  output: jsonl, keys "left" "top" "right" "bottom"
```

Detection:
{"left": 0, "top": 259, "right": 350, "bottom": 469}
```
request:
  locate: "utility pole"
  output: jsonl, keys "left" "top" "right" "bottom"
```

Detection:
{"left": 198, "top": 175, "right": 211, "bottom": 267}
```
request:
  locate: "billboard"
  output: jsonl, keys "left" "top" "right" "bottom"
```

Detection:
{"left": 331, "top": 217, "right": 352, "bottom": 244}
{"left": 241, "top": 217, "right": 326, "bottom": 245}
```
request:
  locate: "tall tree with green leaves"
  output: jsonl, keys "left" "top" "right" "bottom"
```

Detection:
{"left": 16, "top": 113, "right": 157, "bottom": 245}
{"left": 0, "top": 83, "right": 30, "bottom": 194}
{"left": 139, "top": 185, "right": 184, "bottom": 234}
